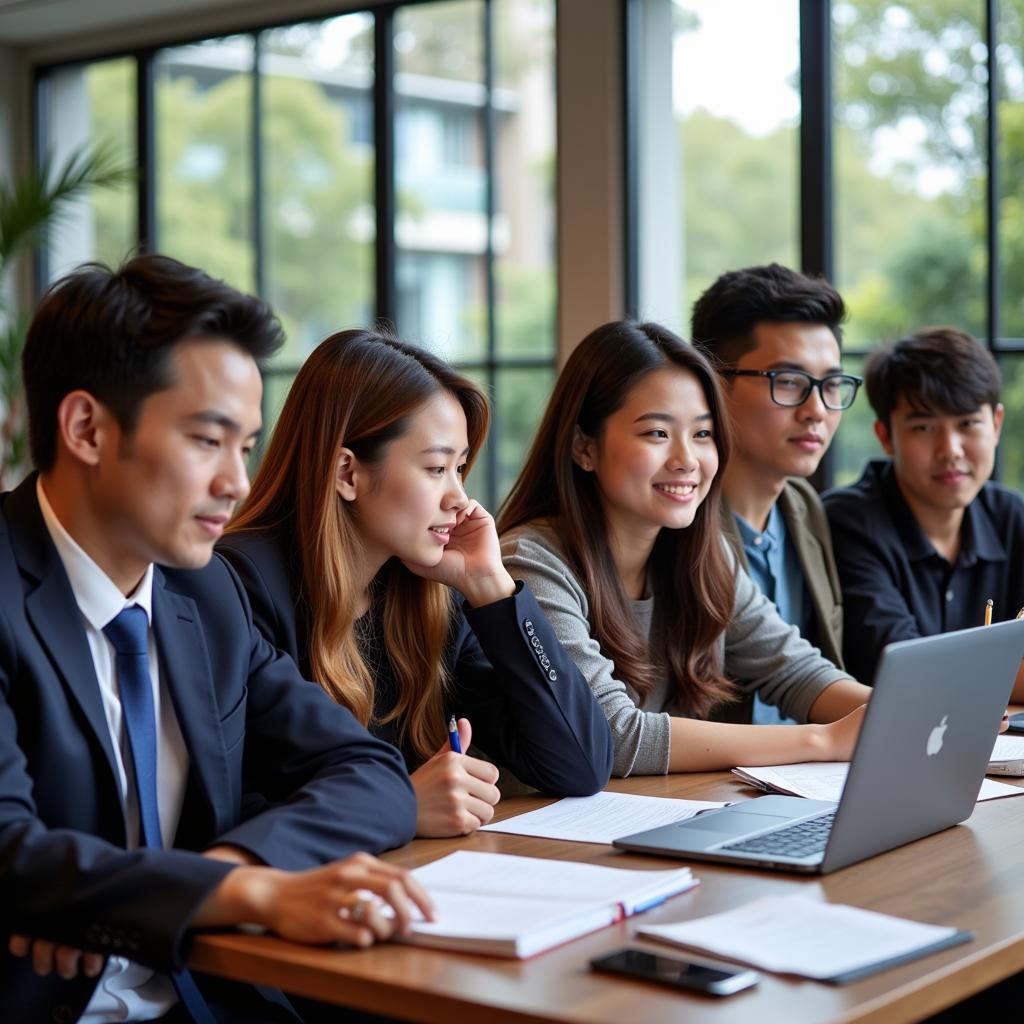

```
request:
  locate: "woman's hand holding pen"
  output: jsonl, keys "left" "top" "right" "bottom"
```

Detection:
{"left": 404, "top": 499, "right": 516, "bottom": 607}
{"left": 411, "top": 718, "right": 501, "bottom": 836}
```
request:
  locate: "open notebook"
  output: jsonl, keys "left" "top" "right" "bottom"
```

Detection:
{"left": 403, "top": 850, "right": 697, "bottom": 958}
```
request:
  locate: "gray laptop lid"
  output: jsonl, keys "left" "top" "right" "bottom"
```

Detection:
{"left": 614, "top": 618, "right": 1024, "bottom": 872}
{"left": 820, "top": 618, "right": 1024, "bottom": 871}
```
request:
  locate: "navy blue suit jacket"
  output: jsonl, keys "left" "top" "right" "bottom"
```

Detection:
{"left": 0, "top": 476, "right": 417, "bottom": 1022}
{"left": 217, "top": 529, "right": 613, "bottom": 796}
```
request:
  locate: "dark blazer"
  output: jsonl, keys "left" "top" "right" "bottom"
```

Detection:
{"left": 716, "top": 479, "right": 845, "bottom": 725}
{"left": 0, "top": 476, "right": 417, "bottom": 1023}
{"left": 217, "top": 528, "right": 613, "bottom": 796}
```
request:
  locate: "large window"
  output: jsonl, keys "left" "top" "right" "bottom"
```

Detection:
{"left": 635, "top": 0, "right": 1024, "bottom": 492}
{"left": 34, "top": 0, "right": 556, "bottom": 507}
{"left": 156, "top": 36, "right": 257, "bottom": 293}
{"left": 37, "top": 57, "right": 137, "bottom": 281}
{"left": 832, "top": 1, "right": 990, "bottom": 484}
{"left": 672, "top": 0, "right": 800, "bottom": 329}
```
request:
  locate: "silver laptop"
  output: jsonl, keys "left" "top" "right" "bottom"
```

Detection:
{"left": 614, "top": 619, "right": 1024, "bottom": 873}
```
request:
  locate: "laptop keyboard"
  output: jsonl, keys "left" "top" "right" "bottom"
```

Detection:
{"left": 720, "top": 811, "right": 836, "bottom": 858}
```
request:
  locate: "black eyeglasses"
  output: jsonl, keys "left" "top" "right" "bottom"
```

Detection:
{"left": 722, "top": 369, "right": 863, "bottom": 411}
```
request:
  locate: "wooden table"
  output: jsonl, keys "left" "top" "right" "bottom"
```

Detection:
{"left": 189, "top": 771, "right": 1024, "bottom": 1023}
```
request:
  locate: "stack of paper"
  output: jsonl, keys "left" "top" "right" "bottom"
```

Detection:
{"left": 479, "top": 791, "right": 728, "bottom": 845}
{"left": 732, "top": 761, "right": 1024, "bottom": 802}
{"left": 989, "top": 734, "right": 1024, "bottom": 776}
{"left": 404, "top": 850, "right": 698, "bottom": 958}
{"left": 637, "top": 896, "right": 972, "bottom": 982}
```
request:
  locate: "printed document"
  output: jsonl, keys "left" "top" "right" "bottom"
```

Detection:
{"left": 638, "top": 896, "right": 971, "bottom": 981}
{"left": 479, "top": 791, "right": 728, "bottom": 844}
{"left": 732, "top": 763, "right": 1024, "bottom": 802}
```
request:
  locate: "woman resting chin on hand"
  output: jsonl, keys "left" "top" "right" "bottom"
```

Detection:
{"left": 218, "top": 330, "right": 613, "bottom": 837}
{"left": 497, "top": 321, "right": 871, "bottom": 777}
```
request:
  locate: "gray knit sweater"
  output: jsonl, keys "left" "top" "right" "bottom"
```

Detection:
{"left": 500, "top": 521, "right": 848, "bottom": 777}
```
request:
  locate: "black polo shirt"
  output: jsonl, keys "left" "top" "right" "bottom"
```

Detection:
{"left": 823, "top": 460, "right": 1024, "bottom": 683}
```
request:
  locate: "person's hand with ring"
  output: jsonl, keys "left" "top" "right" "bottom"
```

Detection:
{"left": 337, "top": 889, "right": 379, "bottom": 931}
{"left": 9, "top": 852, "right": 434, "bottom": 976}
{"left": 197, "top": 850, "right": 435, "bottom": 949}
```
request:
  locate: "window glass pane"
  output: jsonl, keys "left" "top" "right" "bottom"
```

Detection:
{"left": 261, "top": 370, "right": 296, "bottom": 445}
{"left": 39, "top": 58, "right": 136, "bottom": 284}
{"left": 834, "top": 2, "right": 987, "bottom": 349}
{"left": 998, "top": 357, "right": 1024, "bottom": 492}
{"left": 998, "top": 0, "right": 1024, "bottom": 340}
{"left": 672, "top": 0, "right": 800, "bottom": 327}
{"left": 155, "top": 36, "right": 255, "bottom": 293}
{"left": 261, "top": 15, "right": 375, "bottom": 366}
{"left": 460, "top": 366, "right": 493, "bottom": 503}
{"left": 395, "top": 0, "right": 487, "bottom": 359}
{"left": 494, "top": 0, "right": 556, "bottom": 359}
{"left": 825, "top": 353, "right": 878, "bottom": 488}
{"left": 494, "top": 366, "right": 555, "bottom": 502}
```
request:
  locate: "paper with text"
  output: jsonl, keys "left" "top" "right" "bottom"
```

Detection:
{"left": 992, "top": 734, "right": 1024, "bottom": 761}
{"left": 733, "top": 763, "right": 1024, "bottom": 802}
{"left": 479, "top": 791, "right": 728, "bottom": 844}
{"left": 638, "top": 896, "right": 965, "bottom": 980}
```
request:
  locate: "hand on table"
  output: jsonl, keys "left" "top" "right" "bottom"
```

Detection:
{"left": 10, "top": 850, "right": 435, "bottom": 978}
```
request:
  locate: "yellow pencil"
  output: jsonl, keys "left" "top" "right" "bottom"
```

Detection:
{"left": 985, "top": 598, "right": 994, "bottom": 626}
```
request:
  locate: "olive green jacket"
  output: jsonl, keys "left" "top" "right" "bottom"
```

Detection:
{"left": 721, "top": 477, "right": 844, "bottom": 672}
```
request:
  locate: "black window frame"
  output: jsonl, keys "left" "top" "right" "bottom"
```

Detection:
{"left": 31, "top": 0, "right": 558, "bottom": 510}
{"left": 624, "top": 0, "right": 1017, "bottom": 489}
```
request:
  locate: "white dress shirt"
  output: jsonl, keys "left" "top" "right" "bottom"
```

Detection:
{"left": 38, "top": 479, "right": 190, "bottom": 1022}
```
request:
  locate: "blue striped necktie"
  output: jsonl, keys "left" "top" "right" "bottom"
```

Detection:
{"left": 104, "top": 605, "right": 217, "bottom": 1024}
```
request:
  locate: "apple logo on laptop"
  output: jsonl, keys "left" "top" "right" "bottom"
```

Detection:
{"left": 927, "top": 715, "right": 948, "bottom": 757}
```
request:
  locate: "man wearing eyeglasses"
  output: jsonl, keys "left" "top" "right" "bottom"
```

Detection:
{"left": 823, "top": 328, "right": 1024, "bottom": 698}
{"left": 692, "top": 264, "right": 858, "bottom": 724}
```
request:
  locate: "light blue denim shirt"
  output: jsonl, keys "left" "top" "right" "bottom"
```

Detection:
{"left": 735, "top": 503, "right": 810, "bottom": 725}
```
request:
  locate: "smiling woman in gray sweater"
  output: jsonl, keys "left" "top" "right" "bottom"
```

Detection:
{"left": 498, "top": 321, "right": 871, "bottom": 776}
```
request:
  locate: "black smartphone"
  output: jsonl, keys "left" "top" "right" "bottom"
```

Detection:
{"left": 590, "top": 948, "right": 759, "bottom": 996}
{"left": 1007, "top": 712, "right": 1024, "bottom": 734}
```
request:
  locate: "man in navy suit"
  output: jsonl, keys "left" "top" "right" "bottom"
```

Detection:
{"left": 0, "top": 255, "right": 427, "bottom": 1023}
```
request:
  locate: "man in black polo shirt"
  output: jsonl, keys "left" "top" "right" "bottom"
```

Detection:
{"left": 824, "top": 327, "right": 1024, "bottom": 697}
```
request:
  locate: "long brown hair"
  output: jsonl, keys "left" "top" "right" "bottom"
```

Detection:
{"left": 498, "top": 321, "right": 736, "bottom": 716}
{"left": 230, "top": 329, "right": 490, "bottom": 759}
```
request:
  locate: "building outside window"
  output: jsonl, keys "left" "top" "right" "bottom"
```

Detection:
{"left": 35, "top": 0, "right": 556, "bottom": 507}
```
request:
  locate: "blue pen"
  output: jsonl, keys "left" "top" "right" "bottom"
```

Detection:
{"left": 630, "top": 893, "right": 670, "bottom": 914}
{"left": 448, "top": 715, "right": 462, "bottom": 753}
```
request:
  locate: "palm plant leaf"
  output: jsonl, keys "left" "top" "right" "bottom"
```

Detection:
{"left": 0, "top": 141, "right": 135, "bottom": 270}
{"left": 0, "top": 310, "right": 29, "bottom": 395}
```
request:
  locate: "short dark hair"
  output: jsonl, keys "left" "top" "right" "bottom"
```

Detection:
{"left": 690, "top": 263, "right": 846, "bottom": 367}
{"left": 23, "top": 253, "right": 284, "bottom": 471}
{"left": 864, "top": 326, "right": 1002, "bottom": 431}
